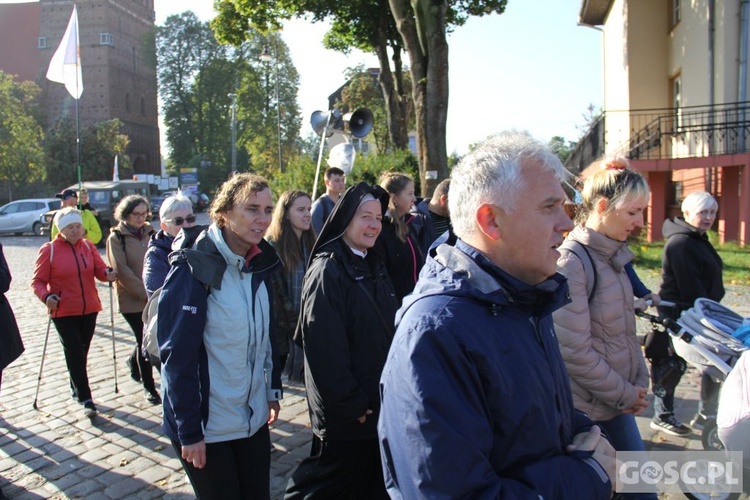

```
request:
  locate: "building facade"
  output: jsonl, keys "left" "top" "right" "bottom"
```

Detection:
{"left": 571, "top": 0, "right": 750, "bottom": 245}
{"left": 0, "top": 0, "right": 160, "bottom": 174}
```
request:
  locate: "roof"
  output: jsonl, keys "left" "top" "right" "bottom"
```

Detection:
{"left": 64, "top": 180, "right": 149, "bottom": 191}
{"left": 579, "top": 0, "right": 614, "bottom": 26}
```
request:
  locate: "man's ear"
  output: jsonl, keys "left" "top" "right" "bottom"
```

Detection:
{"left": 439, "top": 194, "right": 448, "bottom": 207}
{"left": 476, "top": 203, "right": 502, "bottom": 240}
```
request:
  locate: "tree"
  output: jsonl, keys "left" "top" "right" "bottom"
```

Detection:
{"left": 211, "top": 0, "right": 508, "bottom": 196}
{"left": 44, "top": 118, "right": 130, "bottom": 187}
{"left": 157, "top": 12, "right": 300, "bottom": 192}
{"left": 548, "top": 136, "right": 576, "bottom": 163}
{"left": 212, "top": 0, "right": 412, "bottom": 157}
{"left": 0, "top": 72, "right": 45, "bottom": 199}
{"left": 335, "top": 65, "right": 415, "bottom": 154}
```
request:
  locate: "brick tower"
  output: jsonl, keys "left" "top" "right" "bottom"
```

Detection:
{"left": 37, "top": 0, "right": 160, "bottom": 173}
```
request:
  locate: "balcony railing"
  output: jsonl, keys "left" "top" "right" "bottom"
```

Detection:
{"left": 565, "top": 102, "right": 750, "bottom": 172}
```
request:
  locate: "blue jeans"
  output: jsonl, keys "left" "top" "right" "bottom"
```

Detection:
{"left": 597, "top": 413, "right": 658, "bottom": 500}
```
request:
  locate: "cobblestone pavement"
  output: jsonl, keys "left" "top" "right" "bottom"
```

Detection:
{"left": 0, "top": 232, "right": 748, "bottom": 498}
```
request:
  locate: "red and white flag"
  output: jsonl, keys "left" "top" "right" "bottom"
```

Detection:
{"left": 46, "top": 5, "right": 83, "bottom": 99}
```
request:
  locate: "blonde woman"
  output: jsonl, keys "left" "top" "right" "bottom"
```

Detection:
{"left": 552, "top": 159, "right": 655, "bottom": 500}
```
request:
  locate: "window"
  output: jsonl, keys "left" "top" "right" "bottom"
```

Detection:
{"left": 140, "top": 96, "right": 145, "bottom": 115}
{"left": 100, "top": 32, "right": 113, "bottom": 46}
{"left": 671, "top": 0, "right": 681, "bottom": 27}
{"left": 125, "top": 93, "right": 130, "bottom": 112}
{"left": 37, "top": 37, "right": 47, "bottom": 49}
{"left": 672, "top": 76, "right": 682, "bottom": 129}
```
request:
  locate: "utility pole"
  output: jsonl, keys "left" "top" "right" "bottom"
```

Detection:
{"left": 228, "top": 93, "right": 237, "bottom": 174}
{"left": 261, "top": 42, "right": 283, "bottom": 172}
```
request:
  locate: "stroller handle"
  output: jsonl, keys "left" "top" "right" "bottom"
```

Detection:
{"left": 635, "top": 309, "right": 735, "bottom": 377}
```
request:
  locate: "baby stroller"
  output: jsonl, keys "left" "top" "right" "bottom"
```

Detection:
{"left": 638, "top": 299, "right": 748, "bottom": 451}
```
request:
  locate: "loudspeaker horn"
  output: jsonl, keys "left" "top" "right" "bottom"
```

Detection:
{"left": 344, "top": 108, "right": 373, "bottom": 138}
{"left": 310, "top": 110, "right": 341, "bottom": 137}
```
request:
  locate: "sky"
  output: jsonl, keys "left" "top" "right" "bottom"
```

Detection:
{"left": 2, "top": 0, "right": 603, "bottom": 156}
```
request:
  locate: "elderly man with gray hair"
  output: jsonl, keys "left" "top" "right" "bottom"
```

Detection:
{"left": 378, "top": 131, "right": 615, "bottom": 498}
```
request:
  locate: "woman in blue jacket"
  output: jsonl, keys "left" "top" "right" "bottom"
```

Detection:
{"left": 158, "top": 173, "right": 283, "bottom": 499}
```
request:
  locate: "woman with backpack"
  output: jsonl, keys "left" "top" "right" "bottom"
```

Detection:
{"left": 31, "top": 207, "right": 117, "bottom": 418}
{"left": 266, "top": 190, "right": 316, "bottom": 381}
{"left": 158, "top": 173, "right": 283, "bottom": 498}
{"left": 107, "top": 195, "right": 160, "bottom": 404}
{"left": 552, "top": 158, "right": 655, "bottom": 499}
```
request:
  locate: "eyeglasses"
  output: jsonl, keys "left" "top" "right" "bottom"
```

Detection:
{"left": 130, "top": 211, "right": 149, "bottom": 219}
{"left": 164, "top": 214, "right": 197, "bottom": 226}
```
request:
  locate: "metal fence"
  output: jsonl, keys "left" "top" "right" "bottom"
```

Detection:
{"left": 565, "top": 102, "right": 750, "bottom": 173}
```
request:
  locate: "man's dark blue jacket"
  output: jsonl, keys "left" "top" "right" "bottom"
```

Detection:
{"left": 378, "top": 237, "right": 612, "bottom": 499}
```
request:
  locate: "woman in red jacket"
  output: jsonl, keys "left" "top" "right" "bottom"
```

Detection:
{"left": 31, "top": 207, "right": 117, "bottom": 418}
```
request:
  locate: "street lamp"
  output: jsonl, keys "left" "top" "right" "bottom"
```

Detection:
{"left": 228, "top": 93, "right": 237, "bottom": 174}
{"left": 261, "top": 43, "right": 283, "bottom": 173}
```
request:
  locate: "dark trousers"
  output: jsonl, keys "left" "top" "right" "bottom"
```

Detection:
{"left": 651, "top": 357, "right": 683, "bottom": 420}
{"left": 172, "top": 425, "right": 271, "bottom": 500}
{"left": 52, "top": 313, "right": 98, "bottom": 403}
{"left": 122, "top": 312, "right": 155, "bottom": 391}
{"left": 285, "top": 436, "right": 388, "bottom": 500}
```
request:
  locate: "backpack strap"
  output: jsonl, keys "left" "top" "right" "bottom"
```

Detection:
{"left": 112, "top": 228, "right": 126, "bottom": 255}
{"left": 559, "top": 240, "right": 597, "bottom": 303}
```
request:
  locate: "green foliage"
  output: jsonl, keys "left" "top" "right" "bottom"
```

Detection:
{"left": 44, "top": 118, "right": 131, "bottom": 187}
{"left": 267, "top": 149, "right": 420, "bottom": 201}
{"left": 157, "top": 13, "right": 300, "bottom": 194}
{"left": 350, "top": 149, "right": 420, "bottom": 191}
{"left": 630, "top": 232, "right": 750, "bottom": 285}
{"left": 268, "top": 154, "right": 317, "bottom": 198}
{"left": 0, "top": 72, "right": 46, "bottom": 196}
{"left": 548, "top": 136, "right": 577, "bottom": 163}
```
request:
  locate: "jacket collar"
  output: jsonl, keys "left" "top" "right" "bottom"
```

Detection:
{"left": 568, "top": 225, "right": 633, "bottom": 272}
{"left": 207, "top": 223, "right": 280, "bottom": 276}
{"left": 400, "top": 236, "right": 569, "bottom": 321}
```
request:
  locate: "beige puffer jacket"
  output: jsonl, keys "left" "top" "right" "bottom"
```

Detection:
{"left": 553, "top": 225, "right": 649, "bottom": 422}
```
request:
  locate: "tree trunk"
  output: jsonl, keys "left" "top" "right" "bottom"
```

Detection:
{"left": 374, "top": 44, "right": 408, "bottom": 151}
{"left": 388, "top": 0, "right": 449, "bottom": 197}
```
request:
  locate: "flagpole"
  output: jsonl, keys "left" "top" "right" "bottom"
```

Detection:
{"left": 75, "top": 4, "right": 81, "bottom": 195}
{"left": 46, "top": 4, "right": 83, "bottom": 194}
{"left": 76, "top": 88, "right": 81, "bottom": 194}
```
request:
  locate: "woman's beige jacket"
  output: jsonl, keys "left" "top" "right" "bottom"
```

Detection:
{"left": 553, "top": 225, "right": 649, "bottom": 422}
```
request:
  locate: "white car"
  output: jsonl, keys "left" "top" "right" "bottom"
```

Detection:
{"left": 0, "top": 198, "right": 59, "bottom": 236}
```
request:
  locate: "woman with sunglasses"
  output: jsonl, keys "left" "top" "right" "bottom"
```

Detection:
{"left": 143, "top": 193, "right": 197, "bottom": 297}
{"left": 107, "top": 195, "right": 160, "bottom": 404}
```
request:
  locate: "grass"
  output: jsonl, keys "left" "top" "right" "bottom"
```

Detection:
{"left": 629, "top": 231, "right": 750, "bottom": 286}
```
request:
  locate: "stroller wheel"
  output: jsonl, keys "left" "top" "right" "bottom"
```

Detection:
{"left": 701, "top": 418, "right": 724, "bottom": 451}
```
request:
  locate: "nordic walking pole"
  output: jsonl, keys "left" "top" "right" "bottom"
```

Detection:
{"left": 109, "top": 269, "right": 119, "bottom": 394}
{"left": 32, "top": 312, "right": 53, "bottom": 410}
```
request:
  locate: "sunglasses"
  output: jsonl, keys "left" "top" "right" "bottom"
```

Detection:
{"left": 165, "top": 214, "right": 196, "bottom": 226}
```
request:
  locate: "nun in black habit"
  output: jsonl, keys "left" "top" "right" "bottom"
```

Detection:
{"left": 285, "top": 182, "right": 397, "bottom": 500}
